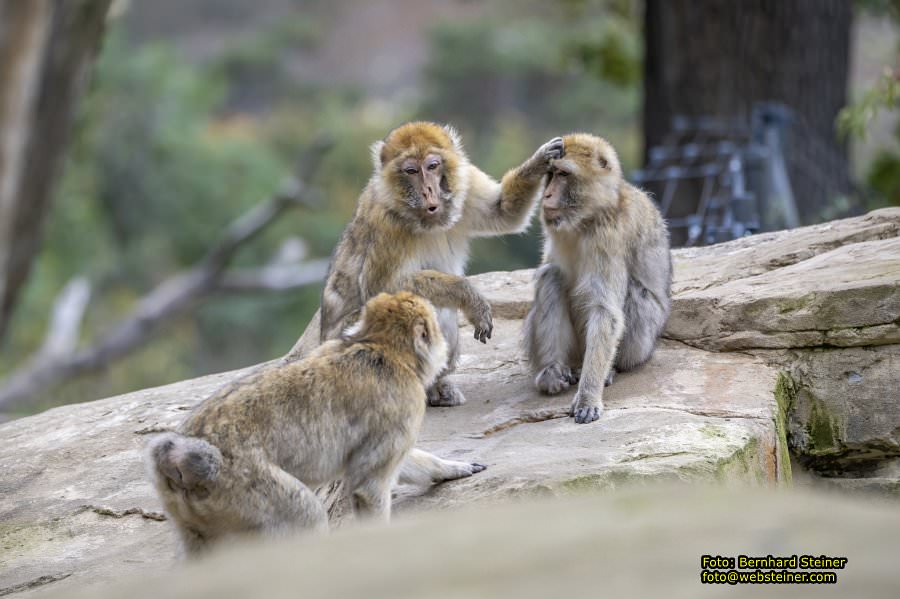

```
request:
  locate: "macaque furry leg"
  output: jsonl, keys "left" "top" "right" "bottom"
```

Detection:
{"left": 398, "top": 448, "right": 486, "bottom": 487}
{"left": 615, "top": 280, "right": 669, "bottom": 372}
{"left": 259, "top": 463, "right": 330, "bottom": 537}
{"left": 571, "top": 304, "right": 624, "bottom": 424}
{"left": 427, "top": 308, "right": 465, "bottom": 407}
{"left": 149, "top": 433, "right": 328, "bottom": 557}
{"left": 348, "top": 475, "right": 394, "bottom": 523}
{"left": 524, "top": 264, "right": 578, "bottom": 395}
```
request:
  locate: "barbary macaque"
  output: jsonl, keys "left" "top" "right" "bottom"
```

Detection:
{"left": 147, "top": 292, "right": 450, "bottom": 556}
{"left": 524, "top": 134, "right": 672, "bottom": 424}
{"left": 311, "top": 121, "right": 562, "bottom": 482}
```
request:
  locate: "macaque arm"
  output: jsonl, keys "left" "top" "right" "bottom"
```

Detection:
{"left": 460, "top": 163, "right": 543, "bottom": 237}
{"left": 578, "top": 304, "right": 624, "bottom": 400}
{"left": 394, "top": 270, "right": 493, "bottom": 342}
{"left": 571, "top": 274, "right": 626, "bottom": 423}
{"left": 394, "top": 270, "right": 475, "bottom": 309}
{"left": 460, "top": 137, "right": 563, "bottom": 236}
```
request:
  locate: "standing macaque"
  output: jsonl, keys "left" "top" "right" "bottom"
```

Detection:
{"left": 524, "top": 134, "right": 672, "bottom": 424}
{"left": 313, "top": 121, "right": 562, "bottom": 483}
{"left": 147, "top": 292, "right": 449, "bottom": 556}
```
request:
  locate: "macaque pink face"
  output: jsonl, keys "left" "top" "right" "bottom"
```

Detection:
{"left": 400, "top": 152, "right": 451, "bottom": 227}
{"left": 542, "top": 167, "right": 571, "bottom": 228}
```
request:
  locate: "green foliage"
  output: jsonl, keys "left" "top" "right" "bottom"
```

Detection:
{"left": 66, "top": 33, "right": 288, "bottom": 271}
{"left": 1, "top": 30, "right": 314, "bottom": 408}
{"left": 855, "top": 0, "right": 900, "bottom": 20}
{"left": 842, "top": 3, "right": 900, "bottom": 207}
{"left": 212, "top": 15, "right": 324, "bottom": 111}
{"left": 837, "top": 68, "right": 900, "bottom": 140}
{"left": 419, "top": 9, "right": 640, "bottom": 159}
{"left": 867, "top": 147, "right": 900, "bottom": 206}
{"left": 563, "top": 18, "right": 641, "bottom": 88}
{"left": 837, "top": 65, "right": 899, "bottom": 208}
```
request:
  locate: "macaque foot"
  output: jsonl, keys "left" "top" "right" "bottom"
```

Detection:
{"left": 439, "top": 460, "right": 487, "bottom": 482}
{"left": 535, "top": 363, "right": 578, "bottom": 395}
{"left": 570, "top": 393, "right": 603, "bottom": 424}
{"left": 427, "top": 379, "right": 467, "bottom": 407}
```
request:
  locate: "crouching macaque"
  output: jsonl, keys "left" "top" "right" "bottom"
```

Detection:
{"left": 524, "top": 134, "right": 672, "bottom": 424}
{"left": 311, "top": 121, "right": 562, "bottom": 484}
{"left": 147, "top": 292, "right": 450, "bottom": 556}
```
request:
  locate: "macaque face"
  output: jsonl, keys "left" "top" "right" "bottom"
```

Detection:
{"left": 400, "top": 152, "right": 453, "bottom": 229}
{"left": 542, "top": 167, "right": 575, "bottom": 229}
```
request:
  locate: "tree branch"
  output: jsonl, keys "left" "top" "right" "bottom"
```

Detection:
{"left": 0, "top": 141, "right": 333, "bottom": 412}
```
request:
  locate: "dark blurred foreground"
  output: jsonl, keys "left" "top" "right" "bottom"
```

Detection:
{"left": 44, "top": 486, "right": 900, "bottom": 599}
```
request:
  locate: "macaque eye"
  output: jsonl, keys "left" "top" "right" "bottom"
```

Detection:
{"left": 426, "top": 162, "right": 439, "bottom": 171}
{"left": 598, "top": 157, "right": 609, "bottom": 169}
{"left": 556, "top": 170, "right": 569, "bottom": 177}
{"left": 404, "top": 167, "right": 419, "bottom": 175}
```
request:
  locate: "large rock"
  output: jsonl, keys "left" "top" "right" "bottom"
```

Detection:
{"left": 5, "top": 208, "right": 900, "bottom": 596}
{"left": 667, "top": 236, "right": 900, "bottom": 351}
{"left": 762, "top": 345, "right": 900, "bottom": 473}
{"left": 0, "top": 324, "right": 783, "bottom": 597}
{"left": 403, "top": 321, "right": 781, "bottom": 509}
{"left": 474, "top": 209, "right": 900, "bottom": 473}
{"left": 42, "top": 487, "right": 900, "bottom": 599}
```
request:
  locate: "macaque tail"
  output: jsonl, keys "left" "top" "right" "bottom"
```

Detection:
{"left": 147, "top": 432, "right": 222, "bottom": 491}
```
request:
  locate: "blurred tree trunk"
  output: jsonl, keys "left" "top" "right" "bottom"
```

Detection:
{"left": 0, "top": 0, "right": 112, "bottom": 342}
{"left": 643, "top": 0, "right": 852, "bottom": 225}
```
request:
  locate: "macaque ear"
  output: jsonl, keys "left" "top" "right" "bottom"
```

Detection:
{"left": 412, "top": 319, "right": 430, "bottom": 355}
{"left": 413, "top": 319, "right": 428, "bottom": 342}
{"left": 370, "top": 140, "right": 387, "bottom": 170}
{"left": 442, "top": 124, "right": 465, "bottom": 155}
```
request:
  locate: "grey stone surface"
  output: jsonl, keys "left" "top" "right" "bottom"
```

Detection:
{"left": 762, "top": 345, "right": 900, "bottom": 472}
{"left": 0, "top": 326, "right": 781, "bottom": 596}
{"left": 668, "top": 236, "right": 900, "bottom": 351}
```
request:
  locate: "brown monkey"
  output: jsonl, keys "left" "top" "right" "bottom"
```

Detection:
{"left": 146, "top": 292, "right": 449, "bottom": 556}
{"left": 312, "top": 122, "right": 562, "bottom": 483}
{"left": 523, "top": 134, "right": 672, "bottom": 424}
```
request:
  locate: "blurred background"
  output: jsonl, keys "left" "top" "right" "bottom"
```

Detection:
{"left": 0, "top": 0, "right": 897, "bottom": 418}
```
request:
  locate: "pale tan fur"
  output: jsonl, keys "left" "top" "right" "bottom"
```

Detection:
{"left": 524, "top": 134, "right": 672, "bottom": 424}
{"left": 146, "top": 292, "right": 448, "bottom": 556}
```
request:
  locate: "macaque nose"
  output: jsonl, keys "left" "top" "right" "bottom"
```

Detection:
{"left": 425, "top": 190, "right": 440, "bottom": 214}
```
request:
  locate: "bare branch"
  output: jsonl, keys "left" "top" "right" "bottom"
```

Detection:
{"left": 0, "top": 143, "right": 333, "bottom": 411}
{"left": 39, "top": 277, "right": 91, "bottom": 358}
{"left": 218, "top": 260, "right": 330, "bottom": 293}
{"left": 0, "top": 253, "right": 325, "bottom": 411}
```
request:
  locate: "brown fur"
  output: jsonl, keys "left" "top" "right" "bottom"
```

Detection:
{"left": 147, "top": 292, "right": 448, "bottom": 556}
